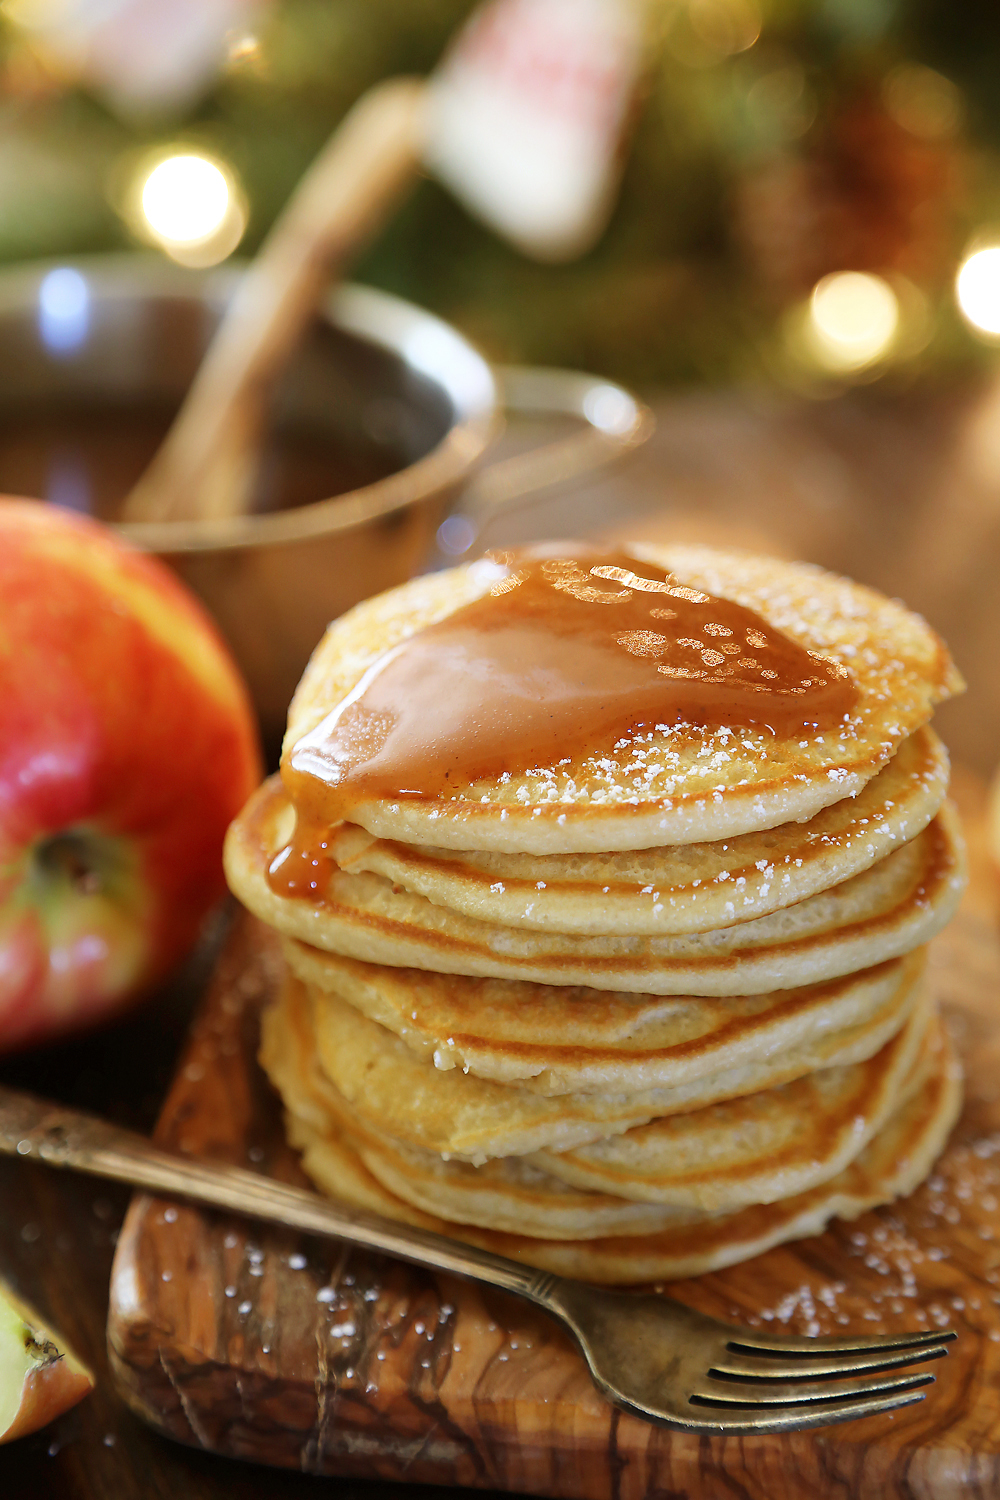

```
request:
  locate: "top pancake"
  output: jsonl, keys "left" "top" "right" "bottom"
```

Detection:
{"left": 282, "top": 544, "right": 962, "bottom": 854}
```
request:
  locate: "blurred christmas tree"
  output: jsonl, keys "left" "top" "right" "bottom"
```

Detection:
{"left": 0, "top": 0, "right": 998, "bottom": 387}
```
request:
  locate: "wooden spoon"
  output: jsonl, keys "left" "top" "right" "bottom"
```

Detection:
{"left": 121, "top": 77, "right": 427, "bottom": 524}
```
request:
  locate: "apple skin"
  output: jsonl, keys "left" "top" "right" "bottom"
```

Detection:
{"left": 0, "top": 497, "right": 262, "bottom": 1051}
{"left": 0, "top": 1279, "right": 93, "bottom": 1443}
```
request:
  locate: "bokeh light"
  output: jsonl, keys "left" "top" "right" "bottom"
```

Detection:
{"left": 688, "top": 0, "right": 760, "bottom": 58}
{"left": 956, "top": 247, "right": 1000, "bottom": 338}
{"left": 881, "top": 63, "right": 962, "bottom": 141}
{"left": 133, "top": 151, "right": 246, "bottom": 268}
{"left": 664, "top": 0, "right": 760, "bottom": 66}
{"left": 228, "top": 33, "right": 262, "bottom": 65}
{"left": 806, "top": 272, "right": 900, "bottom": 371}
{"left": 141, "top": 154, "right": 230, "bottom": 244}
{"left": 37, "top": 266, "right": 89, "bottom": 355}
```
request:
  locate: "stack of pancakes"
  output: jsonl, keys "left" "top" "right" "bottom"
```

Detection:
{"left": 226, "top": 545, "right": 967, "bottom": 1282}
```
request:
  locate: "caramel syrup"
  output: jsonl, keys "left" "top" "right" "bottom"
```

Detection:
{"left": 268, "top": 548, "right": 857, "bottom": 897}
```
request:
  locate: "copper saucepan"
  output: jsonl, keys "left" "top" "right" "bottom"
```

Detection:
{"left": 0, "top": 255, "right": 652, "bottom": 746}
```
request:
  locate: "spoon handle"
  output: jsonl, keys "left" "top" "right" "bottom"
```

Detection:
{"left": 123, "top": 77, "right": 427, "bottom": 527}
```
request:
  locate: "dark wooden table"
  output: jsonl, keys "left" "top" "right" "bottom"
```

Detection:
{"left": 2, "top": 382, "right": 999, "bottom": 1497}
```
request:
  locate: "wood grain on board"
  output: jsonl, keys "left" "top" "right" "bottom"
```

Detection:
{"left": 107, "top": 781, "right": 1000, "bottom": 1500}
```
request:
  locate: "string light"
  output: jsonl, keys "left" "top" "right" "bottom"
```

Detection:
{"left": 955, "top": 247, "right": 1000, "bottom": 338}
{"left": 805, "top": 272, "right": 900, "bottom": 372}
{"left": 133, "top": 151, "right": 246, "bottom": 268}
{"left": 142, "top": 155, "right": 229, "bottom": 244}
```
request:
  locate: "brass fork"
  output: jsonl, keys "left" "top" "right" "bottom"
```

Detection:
{"left": 0, "top": 1085, "right": 953, "bottom": 1435}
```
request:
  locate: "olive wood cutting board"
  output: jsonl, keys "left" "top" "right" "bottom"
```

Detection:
{"left": 107, "top": 781, "right": 1000, "bottom": 1499}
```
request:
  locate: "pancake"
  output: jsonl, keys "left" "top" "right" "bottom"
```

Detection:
{"left": 282, "top": 1018, "right": 961, "bottom": 1282}
{"left": 227, "top": 785, "right": 965, "bottom": 996}
{"left": 271, "top": 957, "right": 924, "bottom": 1161}
{"left": 285, "top": 939, "right": 924, "bottom": 1096}
{"left": 266, "top": 970, "right": 931, "bottom": 1227}
{"left": 529, "top": 989, "right": 932, "bottom": 1210}
{"left": 235, "top": 536, "right": 966, "bottom": 1284}
{"left": 325, "top": 727, "right": 949, "bottom": 936}
{"left": 265, "top": 992, "right": 708, "bottom": 1239}
{"left": 281, "top": 546, "right": 962, "bottom": 855}
{"left": 315, "top": 1009, "right": 933, "bottom": 1237}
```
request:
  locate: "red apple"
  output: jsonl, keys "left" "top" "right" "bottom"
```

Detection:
{"left": 0, "top": 1279, "right": 93, "bottom": 1443}
{"left": 0, "top": 497, "right": 262, "bottom": 1051}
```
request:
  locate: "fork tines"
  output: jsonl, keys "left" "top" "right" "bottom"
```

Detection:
{"left": 687, "top": 1327, "right": 955, "bottom": 1431}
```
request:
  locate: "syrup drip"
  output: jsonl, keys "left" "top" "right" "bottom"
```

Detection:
{"left": 268, "top": 824, "right": 333, "bottom": 901}
{"left": 269, "top": 548, "right": 857, "bottom": 896}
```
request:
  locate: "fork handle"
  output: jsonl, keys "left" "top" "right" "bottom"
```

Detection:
{"left": 0, "top": 1085, "right": 559, "bottom": 1304}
